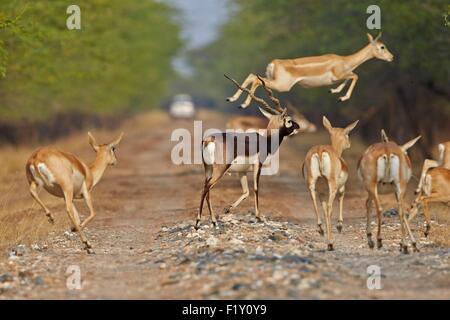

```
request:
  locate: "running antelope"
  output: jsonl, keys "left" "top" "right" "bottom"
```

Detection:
{"left": 195, "top": 75, "right": 299, "bottom": 229}
{"left": 224, "top": 106, "right": 315, "bottom": 214}
{"left": 302, "top": 117, "right": 358, "bottom": 251}
{"left": 26, "top": 132, "right": 124, "bottom": 253}
{"left": 227, "top": 32, "right": 393, "bottom": 108}
{"left": 415, "top": 141, "right": 450, "bottom": 194}
{"left": 409, "top": 142, "right": 450, "bottom": 237}
{"left": 357, "top": 131, "right": 421, "bottom": 253}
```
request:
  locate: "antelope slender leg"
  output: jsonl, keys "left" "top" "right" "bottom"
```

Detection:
{"left": 253, "top": 162, "right": 263, "bottom": 221}
{"left": 80, "top": 184, "right": 96, "bottom": 229}
{"left": 196, "top": 182, "right": 209, "bottom": 229}
{"left": 225, "top": 173, "right": 249, "bottom": 213}
{"left": 227, "top": 73, "right": 256, "bottom": 102}
{"left": 206, "top": 191, "right": 217, "bottom": 227}
{"left": 329, "top": 79, "right": 349, "bottom": 94}
{"left": 395, "top": 189, "right": 408, "bottom": 254}
{"left": 308, "top": 182, "right": 324, "bottom": 236}
{"left": 241, "top": 77, "right": 261, "bottom": 108}
{"left": 366, "top": 196, "right": 374, "bottom": 248}
{"left": 325, "top": 183, "right": 337, "bottom": 251}
{"left": 70, "top": 205, "right": 82, "bottom": 232}
{"left": 372, "top": 190, "right": 383, "bottom": 249}
{"left": 196, "top": 166, "right": 229, "bottom": 229}
{"left": 338, "top": 73, "right": 358, "bottom": 102}
{"left": 63, "top": 189, "right": 93, "bottom": 253}
{"left": 29, "top": 182, "right": 55, "bottom": 224}
{"left": 337, "top": 186, "right": 345, "bottom": 233}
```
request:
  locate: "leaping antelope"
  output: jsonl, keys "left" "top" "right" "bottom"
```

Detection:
{"left": 195, "top": 75, "right": 300, "bottom": 229}
{"left": 227, "top": 32, "right": 393, "bottom": 108}
{"left": 357, "top": 131, "right": 421, "bottom": 253}
{"left": 414, "top": 141, "right": 450, "bottom": 194}
{"left": 26, "top": 132, "right": 124, "bottom": 254}
{"left": 302, "top": 117, "right": 358, "bottom": 251}
{"left": 224, "top": 105, "right": 315, "bottom": 214}
{"left": 409, "top": 141, "right": 450, "bottom": 237}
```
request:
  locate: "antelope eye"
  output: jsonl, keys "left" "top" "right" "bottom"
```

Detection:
{"left": 285, "top": 119, "right": 292, "bottom": 128}
{"left": 380, "top": 46, "right": 385, "bottom": 50}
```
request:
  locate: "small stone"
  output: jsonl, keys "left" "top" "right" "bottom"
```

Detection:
{"left": 229, "top": 238, "right": 244, "bottom": 246}
{"left": 159, "top": 263, "right": 167, "bottom": 269}
{"left": 0, "top": 273, "right": 13, "bottom": 283}
{"left": 206, "top": 236, "right": 219, "bottom": 247}
{"left": 33, "top": 276, "right": 45, "bottom": 286}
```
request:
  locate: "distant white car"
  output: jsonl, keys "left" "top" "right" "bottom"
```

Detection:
{"left": 169, "top": 94, "right": 195, "bottom": 119}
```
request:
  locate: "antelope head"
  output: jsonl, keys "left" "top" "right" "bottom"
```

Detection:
{"left": 367, "top": 32, "right": 394, "bottom": 62}
{"left": 88, "top": 132, "right": 124, "bottom": 166}
{"left": 322, "top": 116, "right": 359, "bottom": 155}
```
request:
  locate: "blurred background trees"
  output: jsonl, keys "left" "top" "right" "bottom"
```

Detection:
{"left": 0, "top": 0, "right": 181, "bottom": 122}
{"left": 187, "top": 0, "right": 449, "bottom": 158}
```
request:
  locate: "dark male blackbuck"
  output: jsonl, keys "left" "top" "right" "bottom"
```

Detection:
{"left": 195, "top": 75, "right": 300, "bottom": 229}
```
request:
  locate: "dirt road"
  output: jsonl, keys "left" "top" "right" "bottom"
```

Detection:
{"left": 0, "top": 111, "right": 449, "bottom": 299}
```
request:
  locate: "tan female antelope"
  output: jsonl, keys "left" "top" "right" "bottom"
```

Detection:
{"left": 357, "top": 131, "right": 421, "bottom": 253}
{"left": 195, "top": 75, "right": 299, "bottom": 229}
{"left": 415, "top": 141, "right": 450, "bottom": 194}
{"left": 409, "top": 142, "right": 450, "bottom": 237}
{"left": 224, "top": 106, "right": 315, "bottom": 214}
{"left": 26, "top": 132, "right": 123, "bottom": 253}
{"left": 302, "top": 117, "right": 358, "bottom": 251}
{"left": 227, "top": 32, "right": 393, "bottom": 108}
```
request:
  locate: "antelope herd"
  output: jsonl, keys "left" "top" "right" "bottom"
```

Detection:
{"left": 24, "top": 32, "right": 448, "bottom": 254}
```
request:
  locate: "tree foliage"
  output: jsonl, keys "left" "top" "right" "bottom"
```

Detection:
{"left": 0, "top": 0, "right": 182, "bottom": 121}
{"left": 189, "top": 0, "right": 449, "bottom": 156}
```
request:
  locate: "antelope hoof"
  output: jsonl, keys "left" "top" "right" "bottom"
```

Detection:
{"left": 46, "top": 214, "right": 55, "bottom": 224}
{"left": 401, "top": 244, "right": 409, "bottom": 254}
{"left": 412, "top": 243, "right": 419, "bottom": 252}
{"left": 86, "top": 248, "right": 95, "bottom": 254}
{"left": 226, "top": 97, "right": 232, "bottom": 102}
{"left": 318, "top": 224, "right": 324, "bottom": 236}
{"left": 377, "top": 239, "right": 383, "bottom": 249}
{"left": 256, "top": 216, "right": 266, "bottom": 223}
{"left": 327, "top": 244, "right": 334, "bottom": 251}
{"left": 212, "top": 221, "right": 218, "bottom": 229}
{"left": 223, "top": 207, "right": 231, "bottom": 214}
{"left": 337, "top": 222, "right": 343, "bottom": 233}
{"left": 84, "top": 241, "right": 92, "bottom": 249}
{"left": 328, "top": 89, "right": 333, "bottom": 94}
{"left": 424, "top": 225, "right": 430, "bottom": 237}
{"left": 70, "top": 226, "right": 77, "bottom": 232}
{"left": 194, "top": 219, "right": 200, "bottom": 230}
{"left": 338, "top": 96, "right": 348, "bottom": 102}
{"left": 239, "top": 103, "right": 249, "bottom": 109}
{"left": 368, "top": 238, "right": 375, "bottom": 249}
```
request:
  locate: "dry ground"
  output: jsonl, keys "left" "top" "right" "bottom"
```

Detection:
{"left": 0, "top": 110, "right": 449, "bottom": 299}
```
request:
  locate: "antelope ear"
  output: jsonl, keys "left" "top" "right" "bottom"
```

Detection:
{"left": 88, "top": 132, "right": 99, "bottom": 152}
{"left": 374, "top": 31, "right": 382, "bottom": 42}
{"left": 281, "top": 108, "right": 287, "bottom": 116}
{"left": 380, "top": 129, "right": 389, "bottom": 142}
{"left": 109, "top": 132, "right": 124, "bottom": 148}
{"left": 322, "top": 116, "right": 333, "bottom": 132}
{"left": 401, "top": 135, "right": 421, "bottom": 152}
{"left": 259, "top": 107, "right": 273, "bottom": 120}
{"left": 344, "top": 120, "right": 359, "bottom": 134}
{"left": 367, "top": 33, "right": 374, "bottom": 43}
